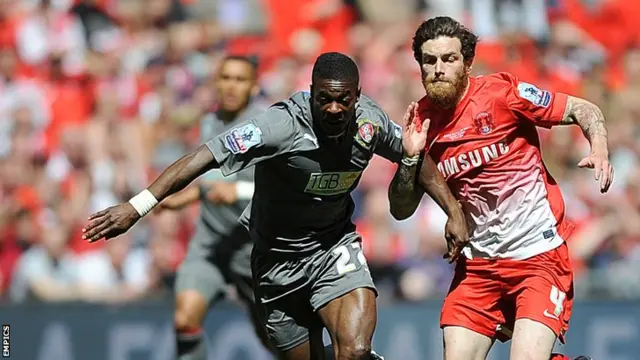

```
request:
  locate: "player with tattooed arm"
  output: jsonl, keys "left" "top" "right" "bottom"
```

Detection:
{"left": 389, "top": 16, "right": 612, "bottom": 360}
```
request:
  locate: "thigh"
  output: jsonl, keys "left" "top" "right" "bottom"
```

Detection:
{"left": 311, "top": 237, "right": 377, "bottom": 355}
{"left": 257, "top": 291, "right": 315, "bottom": 354}
{"left": 509, "top": 319, "right": 557, "bottom": 360}
{"left": 175, "top": 258, "right": 227, "bottom": 308}
{"left": 443, "top": 326, "right": 494, "bottom": 360}
{"left": 506, "top": 244, "right": 574, "bottom": 344}
{"left": 441, "top": 260, "right": 506, "bottom": 342}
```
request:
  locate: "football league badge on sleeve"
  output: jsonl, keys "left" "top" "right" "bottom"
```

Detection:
{"left": 224, "top": 123, "right": 263, "bottom": 154}
{"left": 473, "top": 112, "right": 494, "bottom": 135}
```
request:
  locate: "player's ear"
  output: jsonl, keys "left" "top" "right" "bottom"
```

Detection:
{"left": 464, "top": 59, "right": 473, "bottom": 75}
{"left": 356, "top": 87, "right": 361, "bottom": 98}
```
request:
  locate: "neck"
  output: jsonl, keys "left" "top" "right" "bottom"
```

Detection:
{"left": 218, "top": 107, "right": 245, "bottom": 122}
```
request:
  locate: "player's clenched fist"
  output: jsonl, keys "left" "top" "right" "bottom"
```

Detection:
{"left": 443, "top": 211, "right": 469, "bottom": 264}
{"left": 82, "top": 203, "right": 141, "bottom": 242}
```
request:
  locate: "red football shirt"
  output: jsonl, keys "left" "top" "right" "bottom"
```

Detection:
{"left": 418, "top": 72, "right": 575, "bottom": 260}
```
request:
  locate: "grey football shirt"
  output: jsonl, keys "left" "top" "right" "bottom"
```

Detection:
{"left": 205, "top": 91, "right": 403, "bottom": 254}
{"left": 198, "top": 101, "right": 267, "bottom": 237}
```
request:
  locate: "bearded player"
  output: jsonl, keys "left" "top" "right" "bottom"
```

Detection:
{"left": 82, "top": 52, "right": 468, "bottom": 360}
{"left": 389, "top": 17, "right": 612, "bottom": 360}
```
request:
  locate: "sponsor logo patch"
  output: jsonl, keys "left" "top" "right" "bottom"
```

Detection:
{"left": 304, "top": 171, "right": 361, "bottom": 196}
{"left": 224, "top": 123, "right": 263, "bottom": 154}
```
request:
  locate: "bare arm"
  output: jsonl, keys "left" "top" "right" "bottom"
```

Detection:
{"left": 389, "top": 154, "right": 462, "bottom": 221}
{"left": 30, "top": 280, "right": 80, "bottom": 302}
{"left": 560, "top": 96, "right": 608, "bottom": 152}
{"left": 146, "top": 145, "right": 218, "bottom": 203}
{"left": 388, "top": 157, "right": 424, "bottom": 221}
{"left": 417, "top": 155, "right": 464, "bottom": 219}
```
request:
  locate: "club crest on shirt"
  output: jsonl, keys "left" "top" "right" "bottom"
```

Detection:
{"left": 224, "top": 123, "right": 263, "bottom": 154}
{"left": 355, "top": 118, "right": 377, "bottom": 147}
{"left": 517, "top": 82, "right": 551, "bottom": 108}
{"left": 473, "top": 112, "right": 495, "bottom": 135}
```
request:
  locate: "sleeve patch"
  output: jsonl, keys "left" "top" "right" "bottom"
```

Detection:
{"left": 517, "top": 82, "right": 551, "bottom": 108}
{"left": 224, "top": 124, "right": 263, "bottom": 154}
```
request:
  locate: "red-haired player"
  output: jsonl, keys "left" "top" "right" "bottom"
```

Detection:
{"left": 389, "top": 16, "right": 613, "bottom": 360}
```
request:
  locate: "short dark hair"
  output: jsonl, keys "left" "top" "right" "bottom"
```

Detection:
{"left": 412, "top": 16, "right": 478, "bottom": 65}
{"left": 312, "top": 52, "right": 359, "bottom": 84}
{"left": 222, "top": 55, "right": 258, "bottom": 74}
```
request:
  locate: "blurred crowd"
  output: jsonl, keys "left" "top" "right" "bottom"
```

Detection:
{"left": 1, "top": 0, "right": 639, "bottom": 305}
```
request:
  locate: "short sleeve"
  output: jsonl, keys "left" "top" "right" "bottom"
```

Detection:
{"left": 506, "top": 76, "right": 568, "bottom": 128}
{"left": 373, "top": 111, "right": 403, "bottom": 163}
{"left": 205, "top": 105, "right": 298, "bottom": 176}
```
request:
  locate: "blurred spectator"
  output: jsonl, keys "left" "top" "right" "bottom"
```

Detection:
{"left": 9, "top": 224, "right": 78, "bottom": 302}
{"left": 75, "top": 234, "right": 152, "bottom": 303}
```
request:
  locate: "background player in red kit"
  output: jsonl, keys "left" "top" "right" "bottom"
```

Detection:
{"left": 388, "top": 17, "right": 614, "bottom": 360}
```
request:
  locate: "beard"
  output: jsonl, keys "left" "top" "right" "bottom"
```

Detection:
{"left": 423, "top": 71, "right": 467, "bottom": 109}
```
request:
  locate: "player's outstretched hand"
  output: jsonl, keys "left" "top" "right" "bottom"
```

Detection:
{"left": 206, "top": 182, "right": 238, "bottom": 205}
{"left": 401, "top": 102, "right": 429, "bottom": 157}
{"left": 443, "top": 212, "right": 469, "bottom": 264}
{"left": 577, "top": 152, "right": 614, "bottom": 193}
{"left": 82, "top": 203, "right": 141, "bottom": 242}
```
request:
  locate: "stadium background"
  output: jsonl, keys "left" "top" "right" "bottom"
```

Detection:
{"left": 0, "top": 0, "right": 639, "bottom": 359}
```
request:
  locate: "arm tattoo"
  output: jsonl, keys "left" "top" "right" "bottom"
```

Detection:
{"left": 560, "top": 96, "right": 608, "bottom": 144}
{"left": 388, "top": 160, "right": 423, "bottom": 220}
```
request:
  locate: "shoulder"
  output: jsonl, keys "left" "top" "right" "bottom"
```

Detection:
{"left": 357, "top": 94, "right": 393, "bottom": 129}
{"left": 473, "top": 72, "right": 518, "bottom": 95}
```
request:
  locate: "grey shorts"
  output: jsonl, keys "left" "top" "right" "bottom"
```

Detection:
{"left": 175, "top": 220, "right": 254, "bottom": 305}
{"left": 252, "top": 233, "right": 376, "bottom": 351}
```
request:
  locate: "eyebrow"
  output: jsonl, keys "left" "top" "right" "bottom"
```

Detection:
{"left": 424, "top": 52, "right": 458, "bottom": 58}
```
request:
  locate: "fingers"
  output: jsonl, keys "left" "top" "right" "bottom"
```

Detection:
{"left": 404, "top": 102, "right": 418, "bottom": 127}
{"left": 82, "top": 218, "right": 112, "bottom": 242}
{"left": 577, "top": 157, "right": 592, "bottom": 169}
{"left": 601, "top": 163, "right": 614, "bottom": 193}
{"left": 88, "top": 208, "right": 109, "bottom": 221}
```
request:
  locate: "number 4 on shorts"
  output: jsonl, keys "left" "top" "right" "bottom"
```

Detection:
{"left": 333, "top": 242, "right": 368, "bottom": 276}
{"left": 548, "top": 285, "right": 566, "bottom": 318}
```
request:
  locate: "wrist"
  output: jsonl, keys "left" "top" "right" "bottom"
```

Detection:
{"left": 128, "top": 189, "right": 158, "bottom": 217}
{"left": 401, "top": 153, "right": 420, "bottom": 167}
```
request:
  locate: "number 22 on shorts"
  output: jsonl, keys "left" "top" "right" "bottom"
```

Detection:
{"left": 333, "top": 242, "right": 368, "bottom": 275}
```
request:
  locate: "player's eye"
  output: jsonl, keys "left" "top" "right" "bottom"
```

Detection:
{"left": 423, "top": 56, "right": 436, "bottom": 65}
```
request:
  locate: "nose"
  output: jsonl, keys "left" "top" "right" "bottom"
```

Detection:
{"left": 434, "top": 59, "right": 444, "bottom": 76}
{"left": 327, "top": 101, "right": 342, "bottom": 115}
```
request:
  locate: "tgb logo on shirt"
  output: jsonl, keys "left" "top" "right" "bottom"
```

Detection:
{"left": 304, "top": 171, "right": 361, "bottom": 196}
{"left": 437, "top": 142, "right": 510, "bottom": 177}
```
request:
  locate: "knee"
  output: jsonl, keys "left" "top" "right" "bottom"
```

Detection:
{"left": 174, "top": 307, "right": 202, "bottom": 332}
{"left": 174, "top": 292, "right": 208, "bottom": 331}
{"left": 338, "top": 340, "right": 371, "bottom": 360}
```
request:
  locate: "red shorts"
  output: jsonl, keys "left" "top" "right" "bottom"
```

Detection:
{"left": 440, "top": 243, "right": 574, "bottom": 343}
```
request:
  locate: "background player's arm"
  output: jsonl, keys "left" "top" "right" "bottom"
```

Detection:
{"left": 157, "top": 185, "right": 201, "bottom": 211}
{"left": 559, "top": 96, "right": 608, "bottom": 152}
